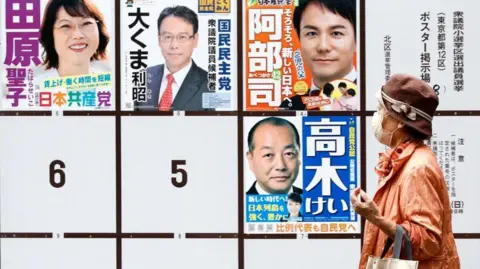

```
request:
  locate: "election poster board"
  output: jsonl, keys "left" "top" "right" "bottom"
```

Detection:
{"left": 366, "top": 116, "right": 480, "bottom": 234}
{"left": 1, "top": 0, "right": 480, "bottom": 268}
{"left": 243, "top": 0, "right": 361, "bottom": 111}
{"left": 365, "top": 0, "right": 475, "bottom": 111}
{"left": 244, "top": 115, "right": 361, "bottom": 234}
{"left": 120, "top": 0, "right": 237, "bottom": 111}
{"left": 0, "top": 0, "right": 116, "bottom": 111}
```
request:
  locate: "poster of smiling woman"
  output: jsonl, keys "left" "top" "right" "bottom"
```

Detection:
{"left": 0, "top": 0, "right": 115, "bottom": 111}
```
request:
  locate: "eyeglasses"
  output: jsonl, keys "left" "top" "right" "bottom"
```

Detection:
{"left": 159, "top": 34, "right": 195, "bottom": 43}
{"left": 54, "top": 19, "right": 99, "bottom": 35}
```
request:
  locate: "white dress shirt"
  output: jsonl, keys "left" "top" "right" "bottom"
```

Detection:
{"left": 158, "top": 60, "right": 193, "bottom": 104}
{"left": 254, "top": 181, "right": 294, "bottom": 195}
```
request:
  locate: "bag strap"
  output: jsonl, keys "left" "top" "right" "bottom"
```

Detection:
{"left": 380, "top": 225, "right": 413, "bottom": 260}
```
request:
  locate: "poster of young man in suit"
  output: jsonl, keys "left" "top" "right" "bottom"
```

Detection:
{"left": 244, "top": 0, "right": 360, "bottom": 111}
{"left": 244, "top": 116, "right": 361, "bottom": 233}
{"left": 0, "top": 0, "right": 116, "bottom": 111}
{"left": 121, "top": 0, "right": 237, "bottom": 111}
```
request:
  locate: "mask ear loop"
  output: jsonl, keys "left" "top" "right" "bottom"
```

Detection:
{"left": 381, "top": 113, "right": 405, "bottom": 149}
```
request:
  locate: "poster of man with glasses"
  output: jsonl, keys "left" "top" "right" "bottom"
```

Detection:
{"left": 122, "top": 2, "right": 237, "bottom": 111}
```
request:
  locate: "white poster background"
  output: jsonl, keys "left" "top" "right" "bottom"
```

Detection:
{"left": 366, "top": 116, "right": 480, "bottom": 233}
{"left": 0, "top": 116, "right": 116, "bottom": 233}
{"left": 0, "top": 239, "right": 116, "bottom": 269}
{"left": 365, "top": 0, "right": 473, "bottom": 111}
{"left": 123, "top": 239, "right": 237, "bottom": 269}
{"left": 455, "top": 239, "right": 480, "bottom": 269}
{"left": 121, "top": 116, "right": 238, "bottom": 233}
{"left": 120, "top": 0, "right": 238, "bottom": 110}
{"left": 245, "top": 239, "right": 361, "bottom": 268}
{"left": 0, "top": 0, "right": 116, "bottom": 110}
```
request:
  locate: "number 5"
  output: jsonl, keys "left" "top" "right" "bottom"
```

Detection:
{"left": 171, "top": 160, "right": 187, "bottom": 188}
{"left": 50, "top": 160, "right": 66, "bottom": 188}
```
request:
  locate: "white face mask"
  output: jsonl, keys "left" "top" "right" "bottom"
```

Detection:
{"left": 372, "top": 111, "right": 383, "bottom": 140}
{"left": 372, "top": 110, "right": 399, "bottom": 148}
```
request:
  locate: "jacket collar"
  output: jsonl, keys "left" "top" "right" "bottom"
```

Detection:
{"left": 372, "top": 140, "right": 424, "bottom": 202}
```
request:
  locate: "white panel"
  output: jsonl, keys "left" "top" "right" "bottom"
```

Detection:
{"left": 122, "top": 116, "right": 238, "bottom": 233}
{"left": 366, "top": 0, "right": 475, "bottom": 110}
{"left": 0, "top": 239, "right": 116, "bottom": 269}
{"left": 455, "top": 239, "right": 480, "bottom": 269}
{"left": 366, "top": 116, "right": 480, "bottom": 233}
{"left": 245, "top": 239, "right": 361, "bottom": 268}
{"left": 0, "top": 117, "right": 116, "bottom": 233}
{"left": 123, "top": 239, "right": 237, "bottom": 269}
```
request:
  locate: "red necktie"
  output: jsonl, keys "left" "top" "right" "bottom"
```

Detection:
{"left": 158, "top": 74, "right": 174, "bottom": 111}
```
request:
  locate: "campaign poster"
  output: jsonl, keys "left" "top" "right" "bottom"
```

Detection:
{"left": 0, "top": 0, "right": 116, "bottom": 111}
{"left": 121, "top": 0, "right": 237, "bottom": 111}
{"left": 244, "top": 115, "right": 360, "bottom": 234}
{"left": 244, "top": 0, "right": 360, "bottom": 111}
{"left": 366, "top": 116, "right": 480, "bottom": 234}
{"left": 365, "top": 0, "right": 475, "bottom": 111}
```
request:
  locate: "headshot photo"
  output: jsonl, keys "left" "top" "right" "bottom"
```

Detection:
{"left": 279, "top": 0, "right": 358, "bottom": 110}
{"left": 280, "top": 193, "right": 303, "bottom": 222}
{"left": 136, "top": 5, "right": 210, "bottom": 111}
{"left": 245, "top": 117, "right": 303, "bottom": 195}
{"left": 35, "top": 0, "right": 111, "bottom": 82}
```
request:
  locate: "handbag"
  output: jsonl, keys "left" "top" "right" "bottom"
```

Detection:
{"left": 366, "top": 225, "right": 419, "bottom": 269}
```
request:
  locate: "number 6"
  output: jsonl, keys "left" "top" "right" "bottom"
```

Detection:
{"left": 50, "top": 160, "right": 66, "bottom": 188}
{"left": 171, "top": 160, "right": 187, "bottom": 188}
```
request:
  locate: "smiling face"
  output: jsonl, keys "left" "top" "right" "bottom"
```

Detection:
{"left": 287, "top": 199, "right": 301, "bottom": 216}
{"left": 298, "top": 3, "right": 356, "bottom": 85}
{"left": 53, "top": 7, "right": 99, "bottom": 68}
{"left": 158, "top": 15, "right": 198, "bottom": 73}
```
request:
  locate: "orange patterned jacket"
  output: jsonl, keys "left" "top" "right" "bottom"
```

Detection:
{"left": 359, "top": 140, "right": 460, "bottom": 269}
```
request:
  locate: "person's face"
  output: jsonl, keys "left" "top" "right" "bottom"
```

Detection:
{"left": 373, "top": 104, "right": 404, "bottom": 146}
{"left": 298, "top": 4, "right": 356, "bottom": 83}
{"left": 158, "top": 16, "right": 198, "bottom": 73}
{"left": 339, "top": 87, "right": 347, "bottom": 95}
{"left": 377, "top": 105, "right": 399, "bottom": 131}
{"left": 247, "top": 124, "right": 300, "bottom": 194}
{"left": 287, "top": 200, "right": 301, "bottom": 216}
{"left": 53, "top": 7, "right": 99, "bottom": 67}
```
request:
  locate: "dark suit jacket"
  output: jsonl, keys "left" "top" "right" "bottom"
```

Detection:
{"left": 246, "top": 181, "right": 303, "bottom": 195}
{"left": 135, "top": 60, "right": 212, "bottom": 111}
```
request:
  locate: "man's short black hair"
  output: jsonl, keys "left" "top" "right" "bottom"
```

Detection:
{"left": 323, "top": 82, "right": 335, "bottom": 97}
{"left": 247, "top": 117, "right": 300, "bottom": 152}
{"left": 288, "top": 193, "right": 303, "bottom": 204}
{"left": 338, "top": 82, "right": 348, "bottom": 88}
{"left": 293, "top": 0, "right": 356, "bottom": 40}
{"left": 347, "top": 88, "right": 356, "bottom": 96}
{"left": 157, "top": 5, "right": 199, "bottom": 34}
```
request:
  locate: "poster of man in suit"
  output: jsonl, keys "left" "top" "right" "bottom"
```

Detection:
{"left": 244, "top": 0, "right": 359, "bottom": 111}
{"left": 121, "top": 1, "right": 237, "bottom": 111}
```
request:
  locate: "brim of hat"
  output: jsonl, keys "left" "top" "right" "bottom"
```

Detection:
{"left": 375, "top": 89, "right": 432, "bottom": 137}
